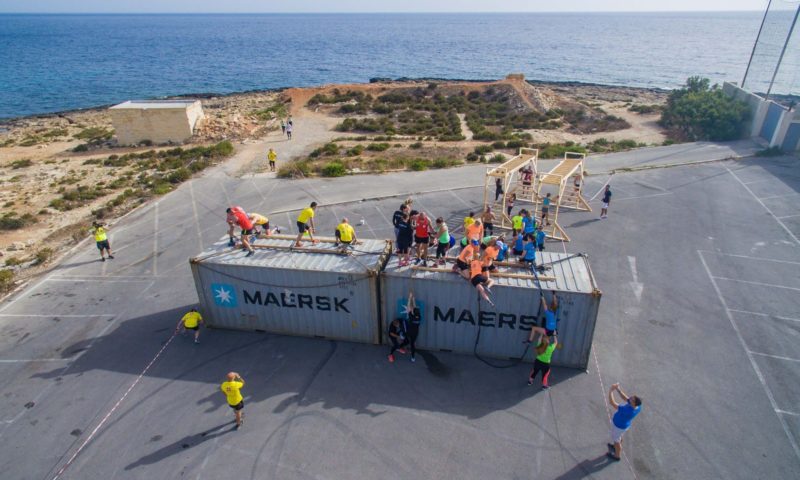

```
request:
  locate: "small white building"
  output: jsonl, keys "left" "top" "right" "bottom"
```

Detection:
{"left": 109, "top": 99, "right": 205, "bottom": 146}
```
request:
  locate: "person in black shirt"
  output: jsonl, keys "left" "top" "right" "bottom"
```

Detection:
{"left": 600, "top": 185, "right": 612, "bottom": 219}
{"left": 404, "top": 291, "right": 422, "bottom": 363}
{"left": 392, "top": 204, "right": 408, "bottom": 250}
{"left": 396, "top": 212, "right": 414, "bottom": 267}
{"left": 387, "top": 317, "right": 409, "bottom": 363}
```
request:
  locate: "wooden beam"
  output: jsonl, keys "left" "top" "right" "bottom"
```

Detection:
{"left": 411, "top": 265, "right": 555, "bottom": 281}
{"left": 252, "top": 244, "right": 351, "bottom": 255}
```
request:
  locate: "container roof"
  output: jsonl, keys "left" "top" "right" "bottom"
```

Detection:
{"left": 110, "top": 100, "right": 199, "bottom": 110}
{"left": 192, "top": 237, "right": 390, "bottom": 275}
{"left": 383, "top": 251, "right": 599, "bottom": 295}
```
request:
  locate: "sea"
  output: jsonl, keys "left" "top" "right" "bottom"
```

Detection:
{"left": 0, "top": 12, "right": 777, "bottom": 119}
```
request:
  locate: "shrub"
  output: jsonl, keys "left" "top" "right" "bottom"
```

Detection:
{"left": 431, "top": 158, "right": 459, "bottom": 169}
{"left": 409, "top": 142, "right": 423, "bottom": 149}
{"left": 321, "top": 162, "right": 348, "bottom": 177}
{"left": 18, "top": 136, "right": 43, "bottom": 147}
{"left": 346, "top": 145, "right": 364, "bottom": 156}
{"left": 0, "top": 270, "right": 14, "bottom": 292}
{"left": 492, "top": 141, "right": 507, "bottom": 149}
{"left": 660, "top": 76, "right": 750, "bottom": 141}
{"left": 310, "top": 142, "right": 340, "bottom": 158}
{"left": 466, "top": 152, "right": 480, "bottom": 162}
{"left": 367, "top": 142, "right": 391, "bottom": 152}
{"left": 5, "top": 257, "right": 24, "bottom": 267}
{"left": 409, "top": 159, "right": 429, "bottom": 171}
{"left": 151, "top": 182, "right": 172, "bottom": 195}
{"left": 74, "top": 127, "right": 114, "bottom": 143}
{"left": 506, "top": 139, "right": 528, "bottom": 149}
{"left": 0, "top": 212, "right": 35, "bottom": 230}
{"left": 629, "top": 104, "right": 662, "bottom": 114}
{"left": 10, "top": 159, "right": 33, "bottom": 169}
{"left": 34, "top": 248, "right": 53, "bottom": 265}
{"left": 474, "top": 145, "right": 493, "bottom": 155}
{"left": 72, "top": 144, "right": 89, "bottom": 152}
{"left": 166, "top": 168, "right": 191, "bottom": 184}
{"left": 490, "top": 154, "right": 506, "bottom": 163}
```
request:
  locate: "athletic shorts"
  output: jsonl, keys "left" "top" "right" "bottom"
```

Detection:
{"left": 414, "top": 236, "right": 429, "bottom": 245}
{"left": 482, "top": 264, "right": 496, "bottom": 272}
{"left": 484, "top": 222, "right": 493, "bottom": 230}
{"left": 513, "top": 248, "right": 523, "bottom": 256}
{"left": 602, "top": 202, "right": 609, "bottom": 209}
{"left": 610, "top": 423, "right": 628, "bottom": 443}
{"left": 241, "top": 228, "right": 253, "bottom": 235}
{"left": 542, "top": 207, "right": 549, "bottom": 214}
{"left": 230, "top": 401, "right": 244, "bottom": 411}
{"left": 184, "top": 325, "right": 198, "bottom": 331}
{"left": 297, "top": 221, "right": 308, "bottom": 233}
{"left": 456, "top": 259, "right": 469, "bottom": 271}
{"left": 471, "top": 274, "right": 488, "bottom": 286}
{"left": 397, "top": 238, "right": 411, "bottom": 253}
{"left": 96, "top": 240, "right": 110, "bottom": 250}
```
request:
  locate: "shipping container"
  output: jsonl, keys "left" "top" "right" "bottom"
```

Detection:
{"left": 190, "top": 236, "right": 392, "bottom": 344}
{"left": 380, "top": 252, "right": 602, "bottom": 369}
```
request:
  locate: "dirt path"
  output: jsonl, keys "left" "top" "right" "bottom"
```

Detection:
{"left": 457, "top": 113, "right": 474, "bottom": 141}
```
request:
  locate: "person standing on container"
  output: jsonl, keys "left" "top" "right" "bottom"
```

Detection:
{"left": 607, "top": 383, "right": 642, "bottom": 461}
{"left": 536, "top": 224, "right": 546, "bottom": 252}
{"left": 334, "top": 217, "right": 357, "bottom": 247}
{"left": 227, "top": 207, "right": 255, "bottom": 257}
{"left": 176, "top": 308, "right": 203, "bottom": 344}
{"left": 463, "top": 211, "right": 476, "bottom": 232}
{"left": 392, "top": 203, "right": 408, "bottom": 250}
{"left": 267, "top": 148, "right": 277, "bottom": 172}
{"left": 511, "top": 208, "right": 524, "bottom": 236}
{"left": 600, "top": 185, "right": 612, "bottom": 219}
{"left": 466, "top": 218, "right": 484, "bottom": 243}
{"left": 396, "top": 211, "right": 414, "bottom": 267}
{"left": 522, "top": 209, "right": 536, "bottom": 240}
{"left": 220, "top": 372, "right": 246, "bottom": 430}
{"left": 413, "top": 211, "right": 433, "bottom": 266}
{"left": 404, "top": 291, "right": 421, "bottom": 363}
{"left": 481, "top": 207, "right": 496, "bottom": 236}
{"left": 527, "top": 327, "right": 557, "bottom": 389}
{"left": 226, "top": 206, "right": 246, "bottom": 247}
{"left": 294, "top": 202, "right": 318, "bottom": 247}
{"left": 518, "top": 234, "right": 537, "bottom": 266}
{"left": 434, "top": 217, "right": 450, "bottom": 266}
{"left": 387, "top": 317, "right": 409, "bottom": 363}
{"left": 89, "top": 221, "right": 114, "bottom": 262}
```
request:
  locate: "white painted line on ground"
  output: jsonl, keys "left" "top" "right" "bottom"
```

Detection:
{"left": 742, "top": 178, "right": 774, "bottom": 186}
{"left": 749, "top": 350, "right": 800, "bottom": 363}
{"left": 712, "top": 276, "right": 800, "bottom": 292}
{"left": 45, "top": 277, "right": 152, "bottom": 284}
{"left": 778, "top": 213, "right": 800, "bottom": 220}
{"left": 152, "top": 202, "right": 159, "bottom": 276}
{"left": 728, "top": 309, "right": 800, "bottom": 323}
{"left": 0, "top": 358, "right": 71, "bottom": 363}
{"left": 589, "top": 175, "right": 613, "bottom": 201}
{"left": 697, "top": 250, "right": 800, "bottom": 460}
{"left": 760, "top": 192, "right": 800, "bottom": 201}
{"left": 0, "top": 313, "right": 115, "bottom": 318}
{"left": 726, "top": 166, "right": 800, "bottom": 246}
{"left": 606, "top": 192, "right": 672, "bottom": 203}
{"left": 0, "top": 276, "right": 50, "bottom": 314}
{"left": 698, "top": 251, "right": 800, "bottom": 266}
{"left": 777, "top": 409, "right": 800, "bottom": 417}
{"left": 189, "top": 182, "right": 204, "bottom": 248}
{"left": 449, "top": 190, "right": 475, "bottom": 209}
{"left": 628, "top": 256, "right": 644, "bottom": 302}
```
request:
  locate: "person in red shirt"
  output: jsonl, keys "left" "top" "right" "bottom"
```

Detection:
{"left": 413, "top": 211, "right": 433, "bottom": 267}
{"left": 226, "top": 206, "right": 247, "bottom": 247}
{"left": 226, "top": 207, "right": 255, "bottom": 257}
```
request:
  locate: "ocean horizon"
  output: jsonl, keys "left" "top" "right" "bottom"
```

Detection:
{"left": 0, "top": 12, "right": 781, "bottom": 119}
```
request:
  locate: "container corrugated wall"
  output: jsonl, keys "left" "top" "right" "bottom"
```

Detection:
{"left": 380, "top": 252, "right": 601, "bottom": 369}
{"left": 190, "top": 237, "right": 391, "bottom": 344}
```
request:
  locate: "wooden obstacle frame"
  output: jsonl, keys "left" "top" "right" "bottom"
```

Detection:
{"left": 531, "top": 152, "right": 591, "bottom": 242}
{"left": 482, "top": 148, "right": 539, "bottom": 230}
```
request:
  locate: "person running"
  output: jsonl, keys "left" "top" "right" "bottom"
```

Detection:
{"left": 280, "top": 120, "right": 286, "bottom": 135}
{"left": 495, "top": 178, "right": 504, "bottom": 202}
{"left": 227, "top": 207, "right": 255, "bottom": 257}
{"left": 286, "top": 122, "right": 293, "bottom": 140}
{"left": 527, "top": 327, "right": 557, "bottom": 390}
{"left": 607, "top": 383, "right": 643, "bottom": 461}
{"left": 519, "top": 234, "right": 537, "bottom": 266}
{"left": 512, "top": 209, "right": 524, "bottom": 236}
{"left": 506, "top": 193, "right": 516, "bottom": 217}
{"left": 335, "top": 217, "right": 357, "bottom": 246}
{"left": 463, "top": 211, "right": 476, "bottom": 232}
{"left": 405, "top": 291, "right": 421, "bottom": 363}
{"left": 387, "top": 317, "right": 409, "bottom": 363}
{"left": 434, "top": 217, "right": 450, "bottom": 265}
{"left": 396, "top": 212, "right": 414, "bottom": 267}
{"left": 294, "top": 202, "right": 318, "bottom": 247}
{"left": 220, "top": 372, "right": 245, "bottom": 429}
{"left": 176, "top": 308, "right": 203, "bottom": 344}
{"left": 522, "top": 209, "right": 536, "bottom": 240}
{"left": 466, "top": 219, "right": 484, "bottom": 243}
{"left": 267, "top": 148, "right": 277, "bottom": 172}
{"left": 413, "top": 211, "right": 432, "bottom": 266}
{"left": 481, "top": 207, "right": 496, "bottom": 236}
{"left": 248, "top": 213, "right": 276, "bottom": 238}
{"left": 454, "top": 240, "right": 477, "bottom": 279}
{"left": 469, "top": 255, "right": 495, "bottom": 306}
{"left": 601, "top": 185, "right": 612, "bottom": 219}
{"left": 541, "top": 192, "right": 554, "bottom": 226}
{"left": 90, "top": 221, "right": 114, "bottom": 262}
{"left": 536, "top": 224, "right": 546, "bottom": 252}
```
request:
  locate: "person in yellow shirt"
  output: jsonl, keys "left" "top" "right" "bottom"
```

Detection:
{"left": 176, "top": 308, "right": 203, "bottom": 344}
{"left": 248, "top": 213, "right": 278, "bottom": 238}
{"left": 89, "top": 221, "right": 114, "bottom": 262}
{"left": 463, "top": 211, "right": 476, "bottom": 231}
{"left": 294, "top": 202, "right": 318, "bottom": 247}
{"left": 220, "top": 372, "right": 245, "bottom": 429}
{"left": 334, "top": 217, "right": 357, "bottom": 247}
{"left": 267, "top": 148, "right": 277, "bottom": 172}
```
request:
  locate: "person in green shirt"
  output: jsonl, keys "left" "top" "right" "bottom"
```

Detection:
{"left": 90, "top": 221, "right": 114, "bottom": 262}
{"left": 527, "top": 326, "right": 557, "bottom": 390}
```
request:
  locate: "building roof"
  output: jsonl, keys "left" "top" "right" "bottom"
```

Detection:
{"left": 109, "top": 100, "right": 200, "bottom": 110}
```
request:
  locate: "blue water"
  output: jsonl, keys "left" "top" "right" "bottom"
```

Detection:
{"left": 0, "top": 13, "right": 766, "bottom": 119}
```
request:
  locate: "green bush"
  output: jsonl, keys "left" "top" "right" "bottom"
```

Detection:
{"left": 72, "top": 144, "right": 89, "bottom": 152}
{"left": 10, "top": 159, "right": 33, "bottom": 169}
{"left": 506, "top": 139, "right": 528, "bottom": 149}
{"left": 367, "top": 142, "right": 391, "bottom": 152}
{"left": 629, "top": 104, "right": 662, "bottom": 114}
{"left": 660, "top": 77, "right": 750, "bottom": 141}
{"left": 34, "top": 248, "right": 53, "bottom": 265}
{"left": 5, "top": 257, "right": 24, "bottom": 267}
{"left": 492, "top": 141, "right": 507, "bottom": 149}
{"left": 466, "top": 152, "right": 480, "bottom": 162}
{"left": 0, "top": 212, "right": 35, "bottom": 230}
{"left": 0, "top": 269, "right": 14, "bottom": 292}
{"left": 408, "top": 142, "right": 423, "bottom": 149}
{"left": 18, "top": 136, "right": 43, "bottom": 147}
{"left": 321, "top": 162, "right": 348, "bottom": 177}
{"left": 474, "top": 145, "right": 493, "bottom": 155}
{"left": 431, "top": 158, "right": 460, "bottom": 169}
{"left": 74, "top": 127, "right": 113, "bottom": 144}
{"left": 152, "top": 182, "right": 172, "bottom": 195}
{"left": 490, "top": 154, "right": 506, "bottom": 163}
{"left": 409, "top": 159, "right": 429, "bottom": 171}
{"left": 346, "top": 145, "right": 364, "bottom": 156}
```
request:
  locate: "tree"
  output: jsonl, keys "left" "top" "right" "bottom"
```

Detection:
{"left": 660, "top": 76, "right": 751, "bottom": 141}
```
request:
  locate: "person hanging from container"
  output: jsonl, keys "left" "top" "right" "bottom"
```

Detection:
{"left": 453, "top": 238, "right": 477, "bottom": 279}
{"left": 387, "top": 316, "right": 409, "bottom": 363}
{"left": 404, "top": 291, "right": 422, "bottom": 363}
{"left": 469, "top": 250, "right": 495, "bottom": 307}
{"left": 226, "top": 207, "right": 255, "bottom": 257}
{"left": 334, "top": 217, "right": 358, "bottom": 248}
{"left": 527, "top": 326, "right": 557, "bottom": 390}
{"left": 294, "top": 201, "right": 318, "bottom": 247}
{"left": 543, "top": 292, "right": 559, "bottom": 334}
{"left": 176, "top": 307, "right": 204, "bottom": 344}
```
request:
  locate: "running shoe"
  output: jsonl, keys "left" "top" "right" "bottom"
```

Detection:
{"left": 388, "top": 354, "right": 395, "bottom": 363}
{"left": 397, "top": 348, "right": 407, "bottom": 355}
{"left": 108, "top": 255, "right": 115, "bottom": 259}
{"left": 245, "top": 250, "right": 254, "bottom": 257}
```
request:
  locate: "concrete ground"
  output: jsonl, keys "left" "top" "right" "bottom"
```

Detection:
{"left": 0, "top": 138, "right": 799, "bottom": 480}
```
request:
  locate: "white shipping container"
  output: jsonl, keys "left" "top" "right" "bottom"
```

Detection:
{"left": 380, "top": 252, "right": 602, "bottom": 369}
{"left": 190, "top": 237, "right": 392, "bottom": 344}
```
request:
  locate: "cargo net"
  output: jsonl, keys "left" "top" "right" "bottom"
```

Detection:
{"left": 742, "top": 1, "right": 800, "bottom": 105}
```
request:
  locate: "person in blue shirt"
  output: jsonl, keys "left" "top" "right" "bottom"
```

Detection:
{"left": 541, "top": 293, "right": 558, "bottom": 333}
{"left": 522, "top": 209, "right": 536, "bottom": 239}
{"left": 518, "top": 236, "right": 536, "bottom": 265}
{"left": 607, "top": 383, "right": 642, "bottom": 461}
{"left": 541, "top": 192, "right": 555, "bottom": 226}
{"left": 495, "top": 239, "right": 508, "bottom": 261}
{"left": 535, "top": 225, "right": 546, "bottom": 252}
{"left": 512, "top": 231, "right": 524, "bottom": 256}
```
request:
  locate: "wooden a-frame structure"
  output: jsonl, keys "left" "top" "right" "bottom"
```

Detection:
{"left": 482, "top": 148, "right": 538, "bottom": 230}
{"left": 531, "top": 152, "right": 591, "bottom": 242}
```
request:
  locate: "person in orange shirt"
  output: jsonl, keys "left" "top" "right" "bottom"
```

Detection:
{"left": 470, "top": 254, "right": 495, "bottom": 306}
{"left": 465, "top": 219, "right": 484, "bottom": 242}
{"left": 454, "top": 240, "right": 477, "bottom": 280}
{"left": 482, "top": 237, "right": 500, "bottom": 276}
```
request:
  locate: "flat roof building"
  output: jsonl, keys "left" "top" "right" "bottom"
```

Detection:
{"left": 109, "top": 99, "right": 204, "bottom": 146}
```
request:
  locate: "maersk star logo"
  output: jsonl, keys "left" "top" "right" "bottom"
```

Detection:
{"left": 211, "top": 283, "right": 237, "bottom": 307}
